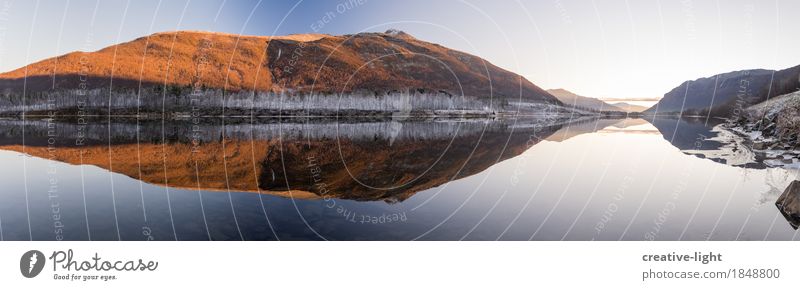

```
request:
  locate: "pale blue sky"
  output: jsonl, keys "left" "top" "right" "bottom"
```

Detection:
{"left": 0, "top": 0, "right": 798, "bottom": 100}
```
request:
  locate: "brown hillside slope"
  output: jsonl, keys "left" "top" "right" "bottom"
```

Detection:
{"left": 0, "top": 30, "right": 559, "bottom": 104}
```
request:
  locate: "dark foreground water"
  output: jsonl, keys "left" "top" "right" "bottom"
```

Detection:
{"left": 0, "top": 116, "right": 797, "bottom": 240}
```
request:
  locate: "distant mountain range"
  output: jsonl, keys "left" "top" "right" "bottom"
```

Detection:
{"left": 0, "top": 29, "right": 559, "bottom": 105}
{"left": 546, "top": 88, "right": 633, "bottom": 112}
{"left": 14, "top": 28, "right": 798, "bottom": 119}
{"left": 646, "top": 65, "right": 800, "bottom": 116}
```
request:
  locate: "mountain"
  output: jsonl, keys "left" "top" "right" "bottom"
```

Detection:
{"left": 0, "top": 30, "right": 559, "bottom": 105}
{"left": 611, "top": 102, "right": 649, "bottom": 112}
{"left": 645, "top": 65, "right": 800, "bottom": 116}
{"left": 546, "top": 88, "right": 622, "bottom": 112}
{"left": 545, "top": 118, "right": 651, "bottom": 142}
{"left": 0, "top": 118, "right": 564, "bottom": 202}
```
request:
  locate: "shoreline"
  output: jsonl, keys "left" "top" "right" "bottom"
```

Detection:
{"left": 724, "top": 122, "right": 800, "bottom": 169}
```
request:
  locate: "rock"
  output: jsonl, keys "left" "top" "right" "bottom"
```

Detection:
{"left": 753, "top": 142, "right": 767, "bottom": 150}
{"left": 776, "top": 181, "right": 800, "bottom": 230}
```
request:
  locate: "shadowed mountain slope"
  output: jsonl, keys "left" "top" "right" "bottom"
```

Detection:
{"left": 646, "top": 65, "right": 800, "bottom": 116}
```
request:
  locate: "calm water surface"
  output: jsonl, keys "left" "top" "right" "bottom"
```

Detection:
{"left": 0, "top": 116, "right": 797, "bottom": 240}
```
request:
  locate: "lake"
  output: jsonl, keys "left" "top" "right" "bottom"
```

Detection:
{"left": 0, "top": 116, "right": 797, "bottom": 240}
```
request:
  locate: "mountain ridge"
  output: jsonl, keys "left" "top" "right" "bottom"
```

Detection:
{"left": 546, "top": 88, "right": 623, "bottom": 112}
{"left": 645, "top": 65, "right": 800, "bottom": 116}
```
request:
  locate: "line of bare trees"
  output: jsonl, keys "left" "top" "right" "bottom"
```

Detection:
{"left": 0, "top": 86, "right": 514, "bottom": 114}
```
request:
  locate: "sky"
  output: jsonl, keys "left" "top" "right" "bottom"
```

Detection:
{"left": 0, "top": 0, "right": 798, "bottom": 100}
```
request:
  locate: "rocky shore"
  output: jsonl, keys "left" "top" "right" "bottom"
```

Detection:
{"left": 728, "top": 91, "right": 800, "bottom": 169}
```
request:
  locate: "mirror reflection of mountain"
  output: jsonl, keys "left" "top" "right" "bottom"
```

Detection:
{"left": 0, "top": 117, "right": 593, "bottom": 202}
{"left": 545, "top": 117, "right": 654, "bottom": 142}
{"left": 3, "top": 116, "right": 799, "bottom": 240}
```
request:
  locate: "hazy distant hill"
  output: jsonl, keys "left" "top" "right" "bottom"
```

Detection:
{"left": 611, "top": 102, "right": 649, "bottom": 112}
{"left": 645, "top": 65, "right": 800, "bottom": 116}
{"left": 0, "top": 29, "right": 559, "bottom": 105}
{"left": 546, "top": 88, "right": 623, "bottom": 112}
